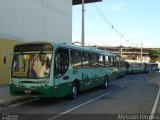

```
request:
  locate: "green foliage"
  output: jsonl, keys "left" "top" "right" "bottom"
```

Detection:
{"left": 148, "top": 50, "right": 160, "bottom": 62}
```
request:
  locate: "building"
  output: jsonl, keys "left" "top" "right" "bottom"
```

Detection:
{"left": 95, "top": 45, "right": 160, "bottom": 62}
{"left": 0, "top": 0, "right": 101, "bottom": 84}
{"left": 0, "top": 0, "right": 73, "bottom": 44}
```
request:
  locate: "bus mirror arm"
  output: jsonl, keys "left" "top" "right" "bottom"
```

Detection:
{"left": 4, "top": 56, "right": 6, "bottom": 64}
{"left": 3, "top": 53, "right": 13, "bottom": 69}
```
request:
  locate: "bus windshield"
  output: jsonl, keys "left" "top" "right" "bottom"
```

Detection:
{"left": 12, "top": 53, "right": 52, "bottom": 79}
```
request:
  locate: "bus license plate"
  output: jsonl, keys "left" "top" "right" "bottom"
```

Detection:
{"left": 24, "top": 90, "right": 32, "bottom": 94}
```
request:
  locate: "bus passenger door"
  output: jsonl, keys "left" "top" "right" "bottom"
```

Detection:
{"left": 54, "top": 48, "right": 71, "bottom": 96}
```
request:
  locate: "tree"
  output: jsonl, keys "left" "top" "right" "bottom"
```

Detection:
{"left": 148, "top": 50, "right": 160, "bottom": 62}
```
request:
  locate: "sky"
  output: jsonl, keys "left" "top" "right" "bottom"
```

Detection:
{"left": 72, "top": 0, "right": 160, "bottom": 48}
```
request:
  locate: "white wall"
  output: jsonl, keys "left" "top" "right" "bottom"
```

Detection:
{"left": 0, "top": 0, "right": 72, "bottom": 44}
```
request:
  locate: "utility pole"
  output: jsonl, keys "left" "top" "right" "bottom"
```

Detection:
{"left": 120, "top": 45, "right": 123, "bottom": 59}
{"left": 140, "top": 43, "right": 143, "bottom": 61}
{"left": 81, "top": 0, "right": 85, "bottom": 47}
{"left": 43, "top": 0, "right": 47, "bottom": 41}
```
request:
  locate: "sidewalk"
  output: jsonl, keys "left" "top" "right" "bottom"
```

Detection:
{"left": 0, "top": 84, "right": 29, "bottom": 107}
{"left": 146, "top": 71, "right": 160, "bottom": 86}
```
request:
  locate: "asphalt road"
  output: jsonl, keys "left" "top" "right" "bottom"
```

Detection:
{"left": 0, "top": 73, "right": 160, "bottom": 120}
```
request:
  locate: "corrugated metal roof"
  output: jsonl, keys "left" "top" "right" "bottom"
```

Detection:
{"left": 73, "top": 0, "right": 102, "bottom": 5}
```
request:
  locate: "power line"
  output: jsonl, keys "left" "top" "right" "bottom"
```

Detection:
{"left": 85, "top": 13, "right": 110, "bottom": 35}
{"left": 73, "top": 3, "right": 139, "bottom": 47}
{"left": 93, "top": 4, "right": 130, "bottom": 42}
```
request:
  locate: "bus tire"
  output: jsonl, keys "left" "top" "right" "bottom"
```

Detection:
{"left": 102, "top": 76, "right": 109, "bottom": 89}
{"left": 70, "top": 83, "right": 78, "bottom": 99}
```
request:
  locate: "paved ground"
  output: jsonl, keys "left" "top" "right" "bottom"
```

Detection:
{"left": 147, "top": 71, "right": 160, "bottom": 86}
{"left": 0, "top": 73, "right": 160, "bottom": 120}
{"left": 0, "top": 85, "right": 31, "bottom": 107}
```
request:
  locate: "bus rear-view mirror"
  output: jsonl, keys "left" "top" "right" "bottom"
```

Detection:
{"left": 3, "top": 53, "right": 13, "bottom": 69}
{"left": 4, "top": 56, "right": 6, "bottom": 64}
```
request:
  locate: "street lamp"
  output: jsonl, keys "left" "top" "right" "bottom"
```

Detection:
{"left": 81, "top": 0, "right": 85, "bottom": 47}
{"left": 120, "top": 45, "right": 123, "bottom": 59}
{"left": 140, "top": 43, "right": 143, "bottom": 61}
{"left": 43, "top": 0, "right": 47, "bottom": 41}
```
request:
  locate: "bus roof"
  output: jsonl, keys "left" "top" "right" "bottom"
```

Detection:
{"left": 13, "top": 42, "right": 114, "bottom": 55}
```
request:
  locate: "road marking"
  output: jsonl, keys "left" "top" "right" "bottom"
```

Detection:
{"left": 149, "top": 85, "right": 160, "bottom": 120}
{"left": 3, "top": 98, "right": 39, "bottom": 110}
{"left": 48, "top": 92, "right": 111, "bottom": 120}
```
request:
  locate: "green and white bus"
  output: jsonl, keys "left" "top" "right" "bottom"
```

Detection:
{"left": 4, "top": 42, "right": 115, "bottom": 98}
{"left": 115, "top": 59, "right": 126, "bottom": 77}
{"left": 107, "top": 53, "right": 126, "bottom": 79}
{"left": 144, "top": 62, "right": 159, "bottom": 73}
{"left": 126, "top": 62, "right": 145, "bottom": 74}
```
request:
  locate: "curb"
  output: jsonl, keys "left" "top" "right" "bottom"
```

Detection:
{"left": 146, "top": 73, "right": 160, "bottom": 86}
{"left": 0, "top": 97, "right": 33, "bottom": 109}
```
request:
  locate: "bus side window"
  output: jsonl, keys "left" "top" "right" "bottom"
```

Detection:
{"left": 92, "top": 53, "right": 99, "bottom": 67}
{"left": 119, "top": 62, "right": 122, "bottom": 67}
{"left": 71, "top": 50, "right": 82, "bottom": 69}
{"left": 117, "top": 62, "right": 119, "bottom": 68}
{"left": 99, "top": 55, "right": 104, "bottom": 67}
{"left": 105, "top": 55, "right": 109, "bottom": 66}
{"left": 54, "top": 48, "right": 69, "bottom": 78}
{"left": 126, "top": 62, "right": 129, "bottom": 69}
{"left": 82, "top": 51, "right": 91, "bottom": 68}
{"left": 108, "top": 56, "right": 111, "bottom": 61}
